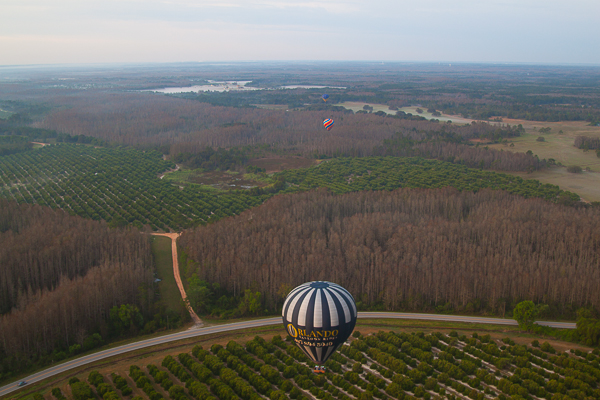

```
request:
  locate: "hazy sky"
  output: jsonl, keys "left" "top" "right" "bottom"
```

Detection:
{"left": 1, "top": 0, "right": 599, "bottom": 66}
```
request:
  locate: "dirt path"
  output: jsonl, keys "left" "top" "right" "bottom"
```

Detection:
{"left": 151, "top": 232, "right": 204, "bottom": 328}
{"left": 159, "top": 164, "right": 180, "bottom": 179}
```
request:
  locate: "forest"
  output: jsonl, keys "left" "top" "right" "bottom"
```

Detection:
{"left": 178, "top": 188, "right": 599, "bottom": 318}
{"left": 0, "top": 200, "right": 160, "bottom": 379}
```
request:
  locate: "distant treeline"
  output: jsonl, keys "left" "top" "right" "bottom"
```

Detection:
{"left": 574, "top": 136, "right": 600, "bottom": 150}
{"left": 34, "top": 92, "right": 549, "bottom": 173}
{"left": 179, "top": 188, "right": 600, "bottom": 318}
{"left": 430, "top": 102, "right": 600, "bottom": 123}
{"left": 171, "top": 145, "right": 249, "bottom": 170}
{"left": 0, "top": 124, "right": 59, "bottom": 140}
{"left": 375, "top": 123, "right": 543, "bottom": 172}
{"left": 0, "top": 122, "right": 106, "bottom": 145}
{"left": 0, "top": 135, "right": 33, "bottom": 156}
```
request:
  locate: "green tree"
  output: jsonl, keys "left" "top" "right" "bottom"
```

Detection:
{"left": 70, "top": 382, "right": 94, "bottom": 400}
{"left": 513, "top": 301, "right": 548, "bottom": 331}
{"left": 187, "top": 274, "right": 213, "bottom": 313}
{"left": 238, "top": 289, "right": 262, "bottom": 316}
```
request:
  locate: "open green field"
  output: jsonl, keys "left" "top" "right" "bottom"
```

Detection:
{"left": 10, "top": 318, "right": 593, "bottom": 400}
{"left": 487, "top": 119, "right": 600, "bottom": 201}
{"left": 0, "top": 110, "right": 13, "bottom": 119}
{"left": 334, "top": 102, "right": 473, "bottom": 124}
{"left": 162, "top": 169, "right": 267, "bottom": 191}
{"left": 151, "top": 235, "right": 183, "bottom": 317}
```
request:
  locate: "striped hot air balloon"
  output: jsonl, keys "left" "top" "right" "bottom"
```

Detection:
{"left": 282, "top": 281, "right": 357, "bottom": 370}
{"left": 323, "top": 119, "right": 334, "bottom": 131}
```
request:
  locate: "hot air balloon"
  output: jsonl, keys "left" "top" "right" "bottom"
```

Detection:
{"left": 322, "top": 94, "right": 329, "bottom": 102}
{"left": 282, "top": 281, "right": 357, "bottom": 373}
{"left": 323, "top": 119, "right": 334, "bottom": 131}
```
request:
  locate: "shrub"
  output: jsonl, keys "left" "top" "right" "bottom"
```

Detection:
{"left": 70, "top": 381, "right": 94, "bottom": 400}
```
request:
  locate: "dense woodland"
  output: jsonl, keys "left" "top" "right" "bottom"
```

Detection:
{"left": 376, "top": 124, "right": 544, "bottom": 172}
{"left": 0, "top": 200, "right": 154, "bottom": 377}
{"left": 0, "top": 135, "right": 32, "bottom": 156}
{"left": 22, "top": 91, "right": 547, "bottom": 173}
{"left": 179, "top": 188, "right": 600, "bottom": 317}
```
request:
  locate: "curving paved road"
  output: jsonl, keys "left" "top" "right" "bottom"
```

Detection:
{"left": 0, "top": 313, "right": 575, "bottom": 397}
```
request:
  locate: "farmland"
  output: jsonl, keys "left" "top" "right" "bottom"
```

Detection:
{"left": 276, "top": 157, "right": 580, "bottom": 203}
{"left": 0, "top": 144, "right": 267, "bottom": 231}
{"left": 0, "top": 147, "right": 582, "bottom": 233}
{"left": 23, "top": 328, "right": 600, "bottom": 400}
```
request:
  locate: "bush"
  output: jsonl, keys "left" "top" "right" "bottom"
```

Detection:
{"left": 567, "top": 165, "right": 583, "bottom": 173}
{"left": 70, "top": 382, "right": 94, "bottom": 400}
{"left": 51, "top": 388, "right": 66, "bottom": 400}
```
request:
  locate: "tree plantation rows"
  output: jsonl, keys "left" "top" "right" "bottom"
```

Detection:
{"left": 0, "top": 200, "right": 155, "bottom": 379}
{"left": 0, "top": 145, "right": 580, "bottom": 233}
{"left": 0, "top": 144, "right": 267, "bottom": 231}
{"left": 275, "top": 157, "right": 579, "bottom": 204}
{"left": 45, "top": 331, "right": 600, "bottom": 400}
{"left": 178, "top": 188, "right": 599, "bottom": 318}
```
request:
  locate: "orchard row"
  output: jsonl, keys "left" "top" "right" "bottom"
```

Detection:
{"left": 0, "top": 146, "right": 581, "bottom": 231}
{"left": 0, "top": 144, "right": 266, "bottom": 231}
{"left": 43, "top": 330, "right": 600, "bottom": 400}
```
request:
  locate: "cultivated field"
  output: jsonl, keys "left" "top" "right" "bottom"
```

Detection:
{"left": 14, "top": 321, "right": 596, "bottom": 400}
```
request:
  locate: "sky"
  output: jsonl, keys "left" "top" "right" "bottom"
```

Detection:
{"left": 1, "top": 0, "right": 599, "bottom": 66}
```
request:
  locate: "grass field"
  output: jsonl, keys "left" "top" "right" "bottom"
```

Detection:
{"left": 487, "top": 119, "right": 600, "bottom": 201}
{"left": 12, "top": 317, "right": 587, "bottom": 400}
{"left": 334, "top": 102, "right": 474, "bottom": 124}
{"left": 0, "top": 109, "right": 13, "bottom": 119}
{"left": 151, "top": 235, "right": 183, "bottom": 316}
{"left": 162, "top": 169, "right": 269, "bottom": 191}
{"left": 248, "top": 157, "right": 318, "bottom": 173}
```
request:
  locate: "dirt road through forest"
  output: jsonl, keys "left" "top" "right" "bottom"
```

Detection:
{"left": 151, "top": 232, "right": 203, "bottom": 327}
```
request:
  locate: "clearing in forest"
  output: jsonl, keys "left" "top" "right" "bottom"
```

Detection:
{"left": 487, "top": 119, "right": 600, "bottom": 201}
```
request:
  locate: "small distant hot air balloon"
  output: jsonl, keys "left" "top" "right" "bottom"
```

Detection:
{"left": 323, "top": 119, "right": 334, "bottom": 131}
{"left": 282, "top": 281, "right": 357, "bottom": 373}
{"left": 322, "top": 94, "right": 329, "bottom": 102}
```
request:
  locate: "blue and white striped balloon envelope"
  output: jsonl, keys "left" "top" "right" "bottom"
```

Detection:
{"left": 282, "top": 281, "right": 357, "bottom": 365}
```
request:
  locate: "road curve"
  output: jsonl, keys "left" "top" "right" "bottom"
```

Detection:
{"left": 0, "top": 313, "right": 575, "bottom": 397}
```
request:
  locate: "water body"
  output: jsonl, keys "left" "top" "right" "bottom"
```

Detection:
{"left": 279, "top": 85, "right": 346, "bottom": 89}
{"left": 144, "top": 81, "right": 257, "bottom": 93}
{"left": 143, "top": 82, "right": 345, "bottom": 93}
